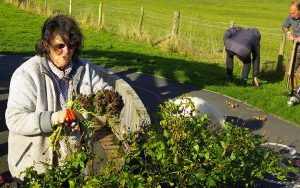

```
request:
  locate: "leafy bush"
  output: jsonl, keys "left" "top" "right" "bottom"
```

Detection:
{"left": 21, "top": 151, "right": 93, "bottom": 188}
{"left": 21, "top": 96, "right": 295, "bottom": 187}
{"left": 118, "top": 97, "right": 293, "bottom": 187}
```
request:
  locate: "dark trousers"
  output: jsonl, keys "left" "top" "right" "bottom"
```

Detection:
{"left": 226, "top": 49, "right": 251, "bottom": 80}
{"left": 295, "top": 43, "right": 300, "bottom": 72}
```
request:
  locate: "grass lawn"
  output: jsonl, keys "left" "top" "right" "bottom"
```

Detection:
{"left": 1, "top": 0, "right": 300, "bottom": 126}
{"left": 35, "top": 0, "right": 289, "bottom": 28}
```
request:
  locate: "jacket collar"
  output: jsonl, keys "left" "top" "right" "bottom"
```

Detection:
{"left": 39, "top": 56, "right": 85, "bottom": 95}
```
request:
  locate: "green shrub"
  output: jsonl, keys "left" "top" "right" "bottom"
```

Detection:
{"left": 119, "top": 96, "right": 293, "bottom": 187}
{"left": 21, "top": 96, "right": 295, "bottom": 187}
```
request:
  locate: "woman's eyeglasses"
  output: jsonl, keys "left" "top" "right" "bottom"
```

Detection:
{"left": 51, "top": 43, "right": 74, "bottom": 53}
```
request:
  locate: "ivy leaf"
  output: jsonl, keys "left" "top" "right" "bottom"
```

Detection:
{"left": 125, "top": 156, "right": 130, "bottom": 164}
{"left": 120, "top": 178, "right": 125, "bottom": 187}
{"left": 230, "top": 152, "right": 236, "bottom": 160}
{"left": 134, "top": 150, "right": 141, "bottom": 157}
{"left": 196, "top": 168, "right": 206, "bottom": 179}
{"left": 80, "top": 161, "right": 85, "bottom": 168}
{"left": 160, "top": 142, "right": 165, "bottom": 150}
{"left": 174, "top": 156, "right": 179, "bottom": 164}
{"left": 163, "top": 129, "right": 169, "bottom": 138}
{"left": 205, "top": 152, "right": 210, "bottom": 160}
{"left": 69, "top": 180, "right": 75, "bottom": 188}
{"left": 220, "top": 141, "right": 227, "bottom": 149}
{"left": 207, "top": 176, "right": 215, "bottom": 186}
{"left": 147, "top": 176, "right": 153, "bottom": 183}
{"left": 156, "top": 151, "right": 163, "bottom": 160}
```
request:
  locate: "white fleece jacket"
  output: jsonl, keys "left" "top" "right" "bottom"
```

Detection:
{"left": 5, "top": 55, "right": 112, "bottom": 181}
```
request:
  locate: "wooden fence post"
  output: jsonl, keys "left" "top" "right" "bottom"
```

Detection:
{"left": 69, "top": 0, "right": 72, "bottom": 15}
{"left": 26, "top": 0, "right": 30, "bottom": 9}
{"left": 229, "top": 21, "right": 235, "bottom": 28}
{"left": 138, "top": 7, "right": 144, "bottom": 35}
{"left": 98, "top": 1, "right": 103, "bottom": 28}
{"left": 223, "top": 21, "right": 236, "bottom": 59}
{"left": 278, "top": 32, "right": 286, "bottom": 58}
{"left": 171, "top": 11, "right": 180, "bottom": 39}
{"left": 277, "top": 32, "right": 287, "bottom": 74}
{"left": 44, "top": 0, "right": 47, "bottom": 14}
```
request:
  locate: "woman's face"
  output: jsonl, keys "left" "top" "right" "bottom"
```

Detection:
{"left": 49, "top": 34, "right": 74, "bottom": 70}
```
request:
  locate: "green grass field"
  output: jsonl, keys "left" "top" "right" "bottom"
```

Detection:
{"left": 1, "top": 0, "right": 300, "bottom": 126}
{"left": 30, "top": 0, "right": 289, "bottom": 28}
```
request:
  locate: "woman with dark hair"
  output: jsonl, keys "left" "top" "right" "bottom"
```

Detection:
{"left": 5, "top": 15, "right": 112, "bottom": 182}
{"left": 35, "top": 14, "right": 83, "bottom": 62}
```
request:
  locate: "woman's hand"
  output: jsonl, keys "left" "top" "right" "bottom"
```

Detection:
{"left": 51, "top": 109, "right": 77, "bottom": 127}
{"left": 287, "top": 31, "right": 294, "bottom": 41}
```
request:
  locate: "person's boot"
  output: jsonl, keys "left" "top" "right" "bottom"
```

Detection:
{"left": 253, "top": 77, "right": 260, "bottom": 88}
{"left": 227, "top": 75, "right": 234, "bottom": 83}
{"left": 241, "top": 78, "right": 247, "bottom": 87}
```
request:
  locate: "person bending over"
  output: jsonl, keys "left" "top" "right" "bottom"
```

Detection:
{"left": 224, "top": 27, "right": 261, "bottom": 87}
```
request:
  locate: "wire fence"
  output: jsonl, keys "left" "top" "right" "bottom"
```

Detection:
{"left": 8, "top": 0, "right": 293, "bottom": 73}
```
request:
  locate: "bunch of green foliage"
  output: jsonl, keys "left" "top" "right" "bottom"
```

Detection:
{"left": 20, "top": 96, "right": 295, "bottom": 187}
{"left": 21, "top": 151, "right": 93, "bottom": 188}
{"left": 20, "top": 90, "right": 124, "bottom": 187}
{"left": 72, "top": 90, "right": 124, "bottom": 118}
{"left": 115, "top": 96, "right": 294, "bottom": 187}
{"left": 70, "top": 89, "right": 124, "bottom": 136}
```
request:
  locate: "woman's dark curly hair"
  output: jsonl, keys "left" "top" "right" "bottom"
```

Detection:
{"left": 35, "top": 14, "right": 83, "bottom": 61}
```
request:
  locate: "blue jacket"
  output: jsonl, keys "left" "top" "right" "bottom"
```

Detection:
{"left": 224, "top": 27, "right": 260, "bottom": 58}
{"left": 224, "top": 27, "right": 261, "bottom": 75}
{"left": 282, "top": 15, "right": 300, "bottom": 36}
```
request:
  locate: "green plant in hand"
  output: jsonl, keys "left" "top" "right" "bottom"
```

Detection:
{"left": 71, "top": 90, "right": 124, "bottom": 135}
{"left": 93, "top": 89, "right": 125, "bottom": 117}
{"left": 71, "top": 90, "right": 124, "bottom": 117}
{"left": 21, "top": 90, "right": 124, "bottom": 187}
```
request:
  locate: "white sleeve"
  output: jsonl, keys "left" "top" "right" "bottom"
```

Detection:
{"left": 90, "top": 69, "right": 113, "bottom": 93}
{"left": 79, "top": 59, "right": 113, "bottom": 95}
